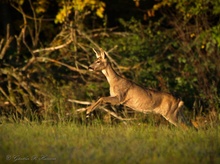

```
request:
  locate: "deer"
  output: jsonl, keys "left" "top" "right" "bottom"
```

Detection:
{"left": 85, "top": 48, "right": 194, "bottom": 128}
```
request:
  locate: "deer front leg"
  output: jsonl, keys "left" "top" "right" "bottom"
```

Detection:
{"left": 86, "top": 96, "right": 120, "bottom": 117}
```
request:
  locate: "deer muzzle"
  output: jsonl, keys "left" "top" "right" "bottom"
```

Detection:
{"left": 88, "top": 66, "right": 94, "bottom": 71}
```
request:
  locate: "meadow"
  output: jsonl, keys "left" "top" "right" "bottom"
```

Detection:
{"left": 0, "top": 122, "right": 219, "bottom": 164}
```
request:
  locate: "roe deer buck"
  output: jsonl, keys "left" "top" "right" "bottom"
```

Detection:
{"left": 86, "top": 48, "right": 193, "bottom": 128}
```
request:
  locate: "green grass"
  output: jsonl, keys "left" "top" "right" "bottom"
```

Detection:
{"left": 0, "top": 122, "right": 219, "bottom": 164}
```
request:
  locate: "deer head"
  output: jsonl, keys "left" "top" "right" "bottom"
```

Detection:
{"left": 88, "top": 49, "right": 108, "bottom": 71}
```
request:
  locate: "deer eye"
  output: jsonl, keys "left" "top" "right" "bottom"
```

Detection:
{"left": 96, "top": 60, "right": 101, "bottom": 64}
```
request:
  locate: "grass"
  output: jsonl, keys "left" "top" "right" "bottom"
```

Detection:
{"left": 0, "top": 122, "right": 219, "bottom": 164}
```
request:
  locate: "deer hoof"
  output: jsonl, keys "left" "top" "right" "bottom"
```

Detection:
{"left": 86, "top": 113, "right": 91, "bottom": 119}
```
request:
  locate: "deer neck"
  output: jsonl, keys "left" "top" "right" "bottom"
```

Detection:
{"left": 101, "top": 63, "right": 120, "bottom": 84}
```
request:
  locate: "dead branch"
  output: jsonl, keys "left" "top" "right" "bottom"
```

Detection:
{"left": 0, "top": 24, "right": 13, "bottom": 59}
{"left": 0, "top": 87, "right": 23, "bottom": 114}
{"left": 104, "top": 47, "right": 120, "bottom": 68}
{"left": 100, "top": 107, "right": 136, "bottom": 121}
{"left": 28, "top": 0, "right": 41, "bottom": 47}
{"left": 68, "top": 99, "right": 91, "bottom": 105}
{"left": 14, "top": 26, "right": 23, "bottom": 54}
{"left": 75, "top": 108, "right": 87, "bottom": 113}
{"left": 36, "top": 57, "right": 87, "bottom": 74}
{"left": 22, "top": 56, "right": 36, "bottom": 71}
{"left": 32, "top": 39, "right": 72, "bottom": 53}
{"left": 21, "top": 14, "right": 35, "bottom": 58}
{"left": 1, "top": 68, "right": 42, "bottom": 107}
{"left": 22, "top": 55, "right": 87, "bottom": 73}
{"left": 77, "top": 30, "right": 101, "bottom": 50}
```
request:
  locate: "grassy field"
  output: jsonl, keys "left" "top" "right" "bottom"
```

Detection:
{"left": 0, "top": 122, "right": 219, "bottom": 164}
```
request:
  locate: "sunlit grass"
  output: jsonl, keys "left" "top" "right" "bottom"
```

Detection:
{"left": 0, "top": 122, "right": 219, "bottom": 163}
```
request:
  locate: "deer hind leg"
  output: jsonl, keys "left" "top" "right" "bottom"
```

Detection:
{"left": 161, "top": 101, "right": 187, "bottom": 128}
{"left": 177, "top": 109, "right": 197, "bottom": 130}
{"left": 175, "top": 101, "right": 197, "bottom": 129}
{"left": 172, "top": 101, "right": 186, "bottom": 127}
{"left": 165, "top": 101, "right": 195, "bottom": 129}
{"left": 162, "top": 115, "right": 178, "bottom": 127}
{"left": 162, "top": 112, "right": 186, "bottom": 128}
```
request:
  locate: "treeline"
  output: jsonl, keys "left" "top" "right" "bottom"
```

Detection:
{"left": 0, "top": 0, "right": 219, "bottom": 125}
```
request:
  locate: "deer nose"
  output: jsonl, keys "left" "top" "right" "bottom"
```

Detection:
{"left": 88, "top": 66, "right": 94, "bottom": 71}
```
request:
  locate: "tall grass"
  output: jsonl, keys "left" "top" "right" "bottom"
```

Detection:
{"left": 0, "top": 122, "right": 219, "bottom": 164}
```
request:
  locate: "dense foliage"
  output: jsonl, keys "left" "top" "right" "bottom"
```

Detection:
{"left": 0, "top": 0, "right": 219, "bottom": 125}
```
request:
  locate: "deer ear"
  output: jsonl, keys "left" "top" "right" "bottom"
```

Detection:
{"left": 101, "top": 51, "right": 106, "bottom": 59}
{"left": 93, "top": 48, "right": 100, "bottom": 58}
{"left": 100, "top": 49, "right": 106, "bottom": 59}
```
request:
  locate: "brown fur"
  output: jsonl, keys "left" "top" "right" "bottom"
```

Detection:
{"left": 87, "top": 49, "right": 194, "bottom": 128}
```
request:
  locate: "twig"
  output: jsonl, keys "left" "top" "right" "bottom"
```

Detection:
{"left": 100, "top": 107, "right": 136, "bottom": 121}
{"left": 0, "top": 87, "right": 22, "bottom": 114}
{"left": 11, "top": 3, "right": 53, "bottom": 21}
{"left": 2, "top": 68, "right": 43, "bottom": 106}
{"left": 32, "top": 39, "right": 72, "bottom": 53}
{"left": 36, "top": 57, "right": 87, "bottom": 74}
{"left": 28, "top": 0, "right": 41, "bottom": 47}
{"left": 105, "top": 46, "right": 120, "bottom": 68}
{"left": 14, "top": 27, "right": 23, "bottom": 54}
{"left": 17, "top": 5, "right": 35, "bottom": 58}
{"left": 22, "top": 56, "right": 87, "bottom": 73}
{"left": 75, "top": 108, "right": 87, "bottom": 113}
{"left": 77, "top": 30, "right": 101, "bottom": 50}
{"left": 22, "top": 56, "right": 36, "bottom": 71}
{"left": 68, "top": 99, "right": 91, "bottom": 105}
{"left": 0, "top": 24, "right": 13, "bottom": 59}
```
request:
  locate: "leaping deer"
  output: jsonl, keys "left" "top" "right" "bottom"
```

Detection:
{"left": 85, "top": 48, "right": 194, "bottom": 128}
